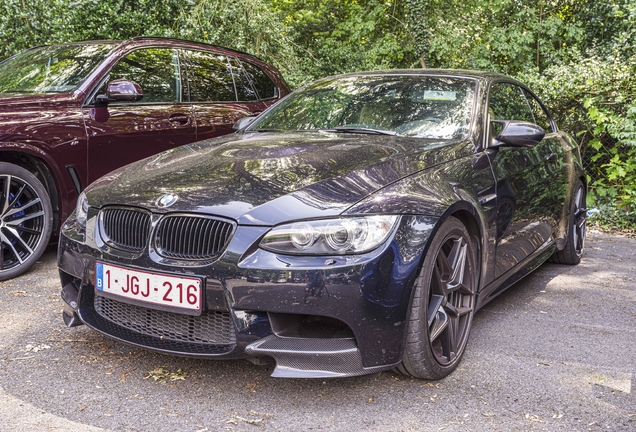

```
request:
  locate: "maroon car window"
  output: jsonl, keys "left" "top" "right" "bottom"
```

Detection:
{"left": 0, "top": 44, "right": 113, "bottom": 94}
{"left": 182, "top": 50, "right": 236, "bottom": 103}
{"left": 98, "top": 48, "right": 182, "bottom": 103}
{"left": 240, "top": 60, "right": 278, "bottom": 100}
{"left": 228, "top": 57, "right": 258, "bottom": 102}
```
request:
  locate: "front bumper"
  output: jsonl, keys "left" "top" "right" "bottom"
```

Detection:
{"left": 58, "top": 214, "right": 437, "bottom": 378}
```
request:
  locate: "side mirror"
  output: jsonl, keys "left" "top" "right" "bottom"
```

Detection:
{"left": 490, "top": 120, "right": 545, "bottom": 148}
{"left": 233, "top": 115, "right": 258, "bottom": 131}
{"left": 95, "top": 79, "right": 143, "bottom": 104}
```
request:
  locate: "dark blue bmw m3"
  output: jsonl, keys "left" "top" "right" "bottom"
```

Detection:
{"left": 58, "top": 70, "right": 587, "bottom": 379}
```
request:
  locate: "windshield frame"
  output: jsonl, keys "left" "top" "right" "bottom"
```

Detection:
{"left": 248, "top": 73, "right": 480, "bottom": 140}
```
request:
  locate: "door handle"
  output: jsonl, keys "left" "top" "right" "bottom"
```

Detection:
{"left": 168, "top": 113, "right": 191, "bottom": 126}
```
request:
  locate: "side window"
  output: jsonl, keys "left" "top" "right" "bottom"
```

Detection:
{"left": 523, "top": 89, "right": 554, "bottom": 133}
{"left": 228, "top": 57, "right": 258, "bottom": 102}
{"left": 241, "top": 60, "right": 278, "bottom": 100}
{"left": 183, "top": 50, "right": 236, "bottom": 102}
{"left": 101, "top": 48, "right": 182, "bottom": 103}
{"left": 488, "top": 83, "right": 534, "bottom": 123}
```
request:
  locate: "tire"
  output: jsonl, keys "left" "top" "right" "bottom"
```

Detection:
{"left": 395, "top": 216, "right": 478, "bottom": 379}
{"left": 549, "top": 181, "right": 586, "bottom": 265}
{"left": 0, "top": 162, "right": 53, "bottom": 281}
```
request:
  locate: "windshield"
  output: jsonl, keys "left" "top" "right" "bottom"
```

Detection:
{"left": 250, "top": 75, "right": 476, "bottom": 139}
{"left": 0, "top": 44, "right": 114, "bottom": 94}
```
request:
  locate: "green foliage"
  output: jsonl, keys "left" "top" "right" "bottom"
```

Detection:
{"left": 403, "top": 0, "right": 588, "bottom": 74}
{"left": 271, "top": 0, "right": 416, "bottom": 85}
{"left": 519, "top": 54, "right": 636, "bottom": 230}
{"left": 588, "top": 200, "right": 636, "bottom": 235}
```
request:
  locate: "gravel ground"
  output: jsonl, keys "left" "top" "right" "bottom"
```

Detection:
{"left": 0, "top": 230, "right": 634, "bottom": 431}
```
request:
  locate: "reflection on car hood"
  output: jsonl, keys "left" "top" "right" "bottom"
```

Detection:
{"left": 85, "top": 131, "right": 466, "bottom": 225}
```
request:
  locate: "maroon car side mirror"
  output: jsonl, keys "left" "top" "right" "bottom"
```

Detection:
{"left": 96, "top": 79, "right": 144, "bottom": 104}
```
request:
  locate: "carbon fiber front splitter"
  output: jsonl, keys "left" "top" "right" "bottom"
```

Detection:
{"left": 245, "top": 334, "right": 397, "bottom": 378}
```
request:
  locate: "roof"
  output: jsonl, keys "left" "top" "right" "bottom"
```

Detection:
{"left": 25, "top": 37, "right": 265, "bottom": 63}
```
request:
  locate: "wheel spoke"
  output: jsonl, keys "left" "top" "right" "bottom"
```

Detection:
{"left": 455, "top": 305, "right": 473, "bottom": 317}
{"left": 576, "top": 224, "right": 586, "bottom": 251}
{"left": 436, "top": 248, "right": 453, "bottom": 283}
{"left": 3, "top": 227, "right": 34, "bottom": 254}
{"left": 3, "top": 198, "right": 42, "bottom": 218}
{"left": 430, "top": 264, "right": 445, "bottom": 296}
{"left": 5, "top": 210, "right": 45, "bottom": 226}
{"left": 13, "top": 225, "right": 40, "bottom": 235}
{"left": 573, "top": 186, "right": 586, "bottom": 252}
{"left": 446, "top": 239, "right": 472, "bottom": 295}
{"left": 427, "top": 294, "right": 444, "bottom": 327}
{"left": 7, "top": 183, "right": 27, "bottom": 210}
{"left": 429, "top": 307, "right": 449, "bottom": 342}
{"left": 440, "top": 313, "right": 456, "bottom": 362}
{"left": 446, "top": 238, "right": 465, "bottom": 271}
{"left": 435, "top": 255, "right": 453, "bottom": 291}
{"left": 0, "top": 232, "right": 24, "bottom": 264}
{"left": 576, "top": 207, "right": 587, "bottom": 229}
{"left": 445, "top": 302, "right": 459, "bottom": 316}
{"left": 447, "top": 240, "right": 466, "bottom": 285}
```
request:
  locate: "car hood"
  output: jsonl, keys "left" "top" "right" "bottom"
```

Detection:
{"left": 85, "top": 131, "right": 469, "bottom": 225}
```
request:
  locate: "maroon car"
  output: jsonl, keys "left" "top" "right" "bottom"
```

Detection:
{"left": 0, "top": 37, "right": 289, "bottom": 280}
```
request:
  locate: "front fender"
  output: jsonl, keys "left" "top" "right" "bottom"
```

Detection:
{"left": 344, "top": 150, "right": 498, "bottom": 291}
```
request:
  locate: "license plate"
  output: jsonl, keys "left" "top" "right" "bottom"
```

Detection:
{"left": 95, "top": 262, "right": 202, "bottom": 314}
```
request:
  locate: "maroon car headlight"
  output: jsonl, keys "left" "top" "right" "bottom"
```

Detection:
{"left": 260, "top": 215, "right": 399, "bottom": 255}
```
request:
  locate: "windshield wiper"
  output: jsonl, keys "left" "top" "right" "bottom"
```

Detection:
{"left": 253, "top": 129, "right": 317, "bottom": 133}
{"left": 324, "top": 126, "right": 400, "bottom": 136}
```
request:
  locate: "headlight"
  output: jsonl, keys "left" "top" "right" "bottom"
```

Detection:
{"left": 75, "top": 191, "right": 88, "bottom": 228}
{"left": 260, "top": 215, "right": 399, "bottom": 255}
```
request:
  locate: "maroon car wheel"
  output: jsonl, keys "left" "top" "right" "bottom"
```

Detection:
{"left": 0, "top": 163, "right": 53, "bottom": 281}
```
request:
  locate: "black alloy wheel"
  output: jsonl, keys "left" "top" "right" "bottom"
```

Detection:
{"left": 549, "top": 180, "right": 586, "bottom": 265}
{"left": 396, "top": 216, "right": 477, "bottom": 379}
{"left": 0, "top": 163, "right": 53, "bottom": 281}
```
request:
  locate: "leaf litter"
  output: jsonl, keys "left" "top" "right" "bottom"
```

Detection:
{"left": 225, "top": 411, "right": 274, "bottom": 426}
{"left": 143, "top": 366, "right": 188, "bottom": 384}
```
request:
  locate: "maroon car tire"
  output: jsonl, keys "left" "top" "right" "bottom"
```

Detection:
{"left": 0, "top": 163, "right": 53, "bottom": 281}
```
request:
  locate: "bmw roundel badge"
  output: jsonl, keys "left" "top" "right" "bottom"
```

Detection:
{"left": 156, "top": 194, "right": 178, "bottom": 208}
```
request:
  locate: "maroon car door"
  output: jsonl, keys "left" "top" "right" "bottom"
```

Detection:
{"left": 181, "top": 50, "right": 267, "bottom": 141}
{"left": 83, "top": 47, "right": 195, "bottom": 183}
